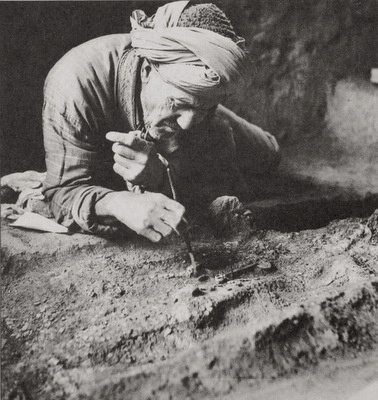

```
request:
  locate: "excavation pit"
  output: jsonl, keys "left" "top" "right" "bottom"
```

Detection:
{"left": 2, "top": 194, "right": 378, "bottom": 399}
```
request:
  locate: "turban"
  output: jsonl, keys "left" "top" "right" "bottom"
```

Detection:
{"left": 130, "top": 1, "right": 251, "bottom": 97}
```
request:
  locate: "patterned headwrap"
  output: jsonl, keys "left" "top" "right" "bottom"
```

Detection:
{"left": 130, "top": 1, "right": 250, "bottom": 97}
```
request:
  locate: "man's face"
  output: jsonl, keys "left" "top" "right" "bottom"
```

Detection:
{"left": 140, "top": 64, "right": 221, "bottom": 141}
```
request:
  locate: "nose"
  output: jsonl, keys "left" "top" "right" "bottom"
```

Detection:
{"left": 176, "top": 110, "right": 197, "bottom": 131}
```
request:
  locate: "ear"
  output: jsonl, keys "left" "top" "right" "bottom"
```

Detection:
{"left": 140, "top": 59, "right": 152, "bottom": 84}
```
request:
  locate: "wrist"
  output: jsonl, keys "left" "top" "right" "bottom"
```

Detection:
{"left": 95, "top": 191, "right": 133, "bottom": 219}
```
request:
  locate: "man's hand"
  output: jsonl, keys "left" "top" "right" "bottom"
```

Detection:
{"left": 95, "top": 191, "right": 185, "bottom": 242}
{"left": 106, "top": 131, "right": 165, "bottom": 190}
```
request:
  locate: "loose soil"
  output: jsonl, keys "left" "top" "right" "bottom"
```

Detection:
{"left": 2, "top": 80, "right": 378, "bottom": 400}
{"left": 2, "top": 0, "right": 378, "bottom": 395}
{"left": 2, "top": 201, "right": 378, "bottom": 399}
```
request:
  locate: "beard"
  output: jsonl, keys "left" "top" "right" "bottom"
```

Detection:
{"left": 144, "top": 121, "right": 181, "bottom": 141}
{"left": 140, "top": 91, "right": 182, "bottom": 141}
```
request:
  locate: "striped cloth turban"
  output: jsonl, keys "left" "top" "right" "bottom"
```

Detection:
{"left": 130, "top": 1, "right": 251, "bottom": 98}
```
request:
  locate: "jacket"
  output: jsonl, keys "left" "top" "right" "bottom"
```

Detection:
{"left": 42, "top": 34, "right": 280, "bottom": 234}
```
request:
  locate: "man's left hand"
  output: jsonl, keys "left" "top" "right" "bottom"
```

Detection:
{"left": 106, "top": 131, "right": 165, "bottom": 190}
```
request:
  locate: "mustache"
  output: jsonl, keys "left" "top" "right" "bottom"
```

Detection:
{"left": 145, "top": 121, "right": 183, "bottom": 136}
{"left": 157, "top": 120, "right": 182, "bottom": 131}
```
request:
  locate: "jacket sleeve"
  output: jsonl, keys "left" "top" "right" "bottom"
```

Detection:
{"left": 216, "top": 105, "right": 280, "bottom": 174}
{"left": 40, "top": 35, "right": 138, "bottom": 235}
{"left": 42, "top": 97, "right": 118, "bottom": 235}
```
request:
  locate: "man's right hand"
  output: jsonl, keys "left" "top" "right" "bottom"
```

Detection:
{"left": 95, "top": 191, "right": 185, "bottom": 242}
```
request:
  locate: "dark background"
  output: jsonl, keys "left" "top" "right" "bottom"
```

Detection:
{"left": 1, "top": 0, "right": 377, "bottom": 176}
{"left": 0, "top": 1, "right": 167, "bottom": 175}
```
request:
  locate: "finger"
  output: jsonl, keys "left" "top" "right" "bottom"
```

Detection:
{"left": 163, "top": 197, "right": 186, "bottom": 215}
{"left": 113, "top": 162, "right": 129, "bottom": 180}
{"left": 139, "top": 228, "right": 162, "bottom": 243}
{"left": 114, "top": 160, "right": 144, "bottom": 184}
{"left": 160, "top": 209, "right": 182, "bottom": 229}
{"left": 112, "top": 143, "right": 138, "bottom": 160}
{"left": 106, "top": 131, "right": 139, "bottom": 147}
{"left": 114, "top": 154, "right": 134, "bottom": 169}
{"left": 107, "top": 131, "right": 149, "bottom": 152}
{"left": 153, "top": 219, "right": 173, "bottom": 238}
{"left": 113, "top": 144, "right": 148, "bottom": 164}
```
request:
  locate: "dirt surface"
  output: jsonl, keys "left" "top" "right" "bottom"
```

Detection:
{"left": 2, "top": 0, "right": 378, "bottom": 396}
{"left": 2, "top": 77, "right": 378, "bottom": 400}
{"left": 2, "top": 200, "right": 378, "bottom": 399}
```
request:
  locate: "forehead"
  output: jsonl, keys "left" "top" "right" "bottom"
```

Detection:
{"left": 168, "top": 86, "right": 220, "bottom": 109}
{"left": 150, "top": 69, "right": 222, "bottom": 108}
{"left": 173, "top": 96, "right": 218, "bottom": 110}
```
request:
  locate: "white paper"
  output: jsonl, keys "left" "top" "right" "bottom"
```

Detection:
{"left": 10, "top": 211, "right": 69, "bottom": 233}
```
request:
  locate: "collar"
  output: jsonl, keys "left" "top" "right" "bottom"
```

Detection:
{"left": 116, "top": 48, "right": 144, "bottom": 131}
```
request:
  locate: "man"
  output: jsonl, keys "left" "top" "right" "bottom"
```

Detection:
{"left": 42, "top": 1, "right": 280, "bottom": 242}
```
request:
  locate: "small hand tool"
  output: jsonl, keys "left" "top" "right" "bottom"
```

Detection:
{"left": 137, "top": 128, "right": 200, "bottom": 276}
{"left": 176, "top": 218, "right": 201, "bottom": 277}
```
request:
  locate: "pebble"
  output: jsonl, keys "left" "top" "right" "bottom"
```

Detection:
{"left": 48, "top": 357, "right": 59, "bottom": 366}
{"left": 168, "top": 273, "right": 175, "bottom": 279}
{"left": 81, "top": 359, "right": 91, "bottom": 368}
{"left": 115, "top": 286, "right": 125, "bottom": 296}
{"left": 192, "top": 287, "right": 206, "bottom": 297}
{"left": 59, "top": 328, "right": 65, "bottom": 334}
{"left": 198, "top": 274, "right": 210, "bottom": 282}
{"left": 163, "top": 327, "right": 172, "bottom": 337}
{"left": 21, "top": 323, "right": 29, "bottom": 332}
{"left": 224, "top": 241, "right": 235, "bottom": 248}
{"left": 257, "top": 261, "right": 273, "bottom": 270}
{"left": 215, "top": 274, "right": 228, "bottom": 284}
